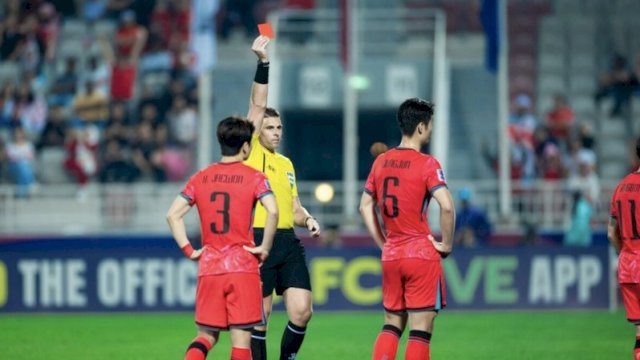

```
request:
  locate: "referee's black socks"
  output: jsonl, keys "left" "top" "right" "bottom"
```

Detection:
{"left": 280, "top": 321, "right": 306, "bottom": 360}
{"left": 251, "top": 329, "right": 267, "bottom": 360}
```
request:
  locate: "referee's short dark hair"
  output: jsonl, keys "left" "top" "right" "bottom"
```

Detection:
{"left": 217, "top": 116, "right": 255, "bottom": 156}
{"left": 264, "top": 107, "right": 280, "bottom": 118}
{"left": 397, "top": 98, "right": 434, "bottom": 136}
{"left": 636, "top": 136, "right": 640, "bottom": 159}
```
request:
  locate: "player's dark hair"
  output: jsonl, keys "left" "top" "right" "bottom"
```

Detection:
{"left": 217, "top": 116, "right": 255, "bottom": 156}
{"left": 636, "top": 136, "right": 640, "bottom": 159}
{"left": 397, "top": 98, "right": 434, "bottom": 136}
{"left": 264, "top": 107, "right": 280, "bottom": 118}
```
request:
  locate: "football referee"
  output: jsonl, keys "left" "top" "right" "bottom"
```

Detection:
{"left": 244, "top": 36, "right": 321, "bottom": 360}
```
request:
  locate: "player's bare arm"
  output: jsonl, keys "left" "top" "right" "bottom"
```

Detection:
{"left": 293, "top": 196, "right": 321, "bottom": 237}
{"left": 166, "top": 196, "right": 203, "bottom": 260}
{"left": 607, "top": 217, "right": 622, "bottom": 253}
{"left": 244, "top": 193, "right": 278, "bottom": 264}
{"left": 246, "top": 35, "right": 270, "bottom": 133}
{"left": 431, "top": 187, "right": 455, "bottom": 256}
{"left": 359, "top": 192, "right": 386, "bottom": 249}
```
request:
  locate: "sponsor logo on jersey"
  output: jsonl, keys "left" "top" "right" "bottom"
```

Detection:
{"left": 437, "top": 169, "right": 446, "bottom": 182}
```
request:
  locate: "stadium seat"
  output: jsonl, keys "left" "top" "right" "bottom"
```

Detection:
{"left": 600, "top": 161, "right": 629, "bottom": 180}
{"left": 61, "top": 19, "right": 88, "bottom": 39}
{"left": 538, "top": 52, "right": 565, "bottom": 74}
{"left": 568, "top": 55, "right": 596, "bottom": 74}
{"left": 36, "top": 148, "right": 68, "bottom": 184}
{"left": 538, "top": 75, "right": 566, "bottom": 94}
{"left": 0, "top": 62, "right": 20, "bottom": 84}
{"left": 566, "top": 16, "right": 596, "bottom": 35}
{"left": 570, "top": 95, "right": 596, "bottom": 114}
{"left": 554, "top": 0, "right": 581, "bottom": 15}
{"left": 539, "top": 32, "right": 566, "bottom": 53}
{"left": 539, "top": 16, "right": 564, "bottom": 35}
{"left": 94, "top": 20, "right": 117, "bottom": 37}
{"left": 568, "top": 74, "right": 596, "bottom": 96}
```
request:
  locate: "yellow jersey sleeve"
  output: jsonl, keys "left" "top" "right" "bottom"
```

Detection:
{"left": 244, "top": 134, "right": 297, "bottom": 229}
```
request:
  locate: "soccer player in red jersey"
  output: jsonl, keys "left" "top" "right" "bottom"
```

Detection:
{"left": 166, "top": 116, "right": 279, "bottom": 360}
{"left": 608, "top": 137, "right": 640, "bottom": 360}
{"left": 360, "top": 98, "right": 455, "bottom": 360}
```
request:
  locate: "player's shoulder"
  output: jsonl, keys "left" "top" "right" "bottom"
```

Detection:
{"left": 237, "top": 162, "right": 266, "bottom": 176}
{"left": 412, "top": 152, "right": 441, "bottom": 169}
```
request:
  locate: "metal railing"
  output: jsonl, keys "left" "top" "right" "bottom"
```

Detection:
{"left": 0, "top": 179, "right": 617, "bottom": 236}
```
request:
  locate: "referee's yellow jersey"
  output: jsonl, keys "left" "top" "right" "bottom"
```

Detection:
{"left": 244, "top": 134, "right": 298, "bottom": 229}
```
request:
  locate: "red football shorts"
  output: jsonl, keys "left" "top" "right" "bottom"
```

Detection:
{"left": 382, "top": 258, "right": 446, "bottom": 312}
{"left": 195, "top": 272, "right": 264, "bottom": 330}
{"left": 620, "top": 283, "right": 640, "bottom": 324}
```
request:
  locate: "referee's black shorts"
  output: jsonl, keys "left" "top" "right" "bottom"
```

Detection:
{"left": 253, "top": 228, "right": 312, "bottom": 297}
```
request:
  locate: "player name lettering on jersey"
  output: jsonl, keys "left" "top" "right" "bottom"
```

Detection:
{"left": 204, "top": 174, "right": 244, "bottom": 184}
{"left": 382, "top": 159, "right": 411, "bottom": 169}
{"left": 619, "top": 183, "right": 640, "bottom": 193}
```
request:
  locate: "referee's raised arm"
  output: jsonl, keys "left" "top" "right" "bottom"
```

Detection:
{"left": 247, "top": 35, "right": 270, "bottom": 134}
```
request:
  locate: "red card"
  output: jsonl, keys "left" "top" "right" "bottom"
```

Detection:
{"left": 258, "top": 23, "right": 274, "bottom": 39}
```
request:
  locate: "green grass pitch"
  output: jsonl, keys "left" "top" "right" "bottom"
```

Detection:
{"left": 0, "top": 310, "right": 633, "bottom": 359}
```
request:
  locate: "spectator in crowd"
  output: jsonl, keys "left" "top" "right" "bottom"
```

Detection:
{"left": 509, "top": 94, "right": 537, "bottom": 181}
{"left": 219, "top": 0, "right": 258, "bottom": 40}
{"left": 0, "top": 14, "right": 24, "bottom": 61}
{"left": 564, "top": 190, "right": 593, "bottom": 247}
{"left": 18, "top": 15, "right": 45, "bottom": 75}
{"left": 577, "top": 122, "right": 596, "bottom": 150}
{"left": 105, "top": 0, "right": 133, "bottom": 21}
{"left": 103, "top": 101, "right": 131, "bottom": 144}
{"left": 567, "top": 152, "right": 600, "bottom": 243}
{"left": 73, "top": 80, "right": 109, "bottom": 128}
{"left": 595, "top": 54, "right": 639, "bottom": 117}
{"left": 15, "top": 85, "right": 47, "bottom": 141}
{"left": 36, "top": 2, "right": 59, "bottom": 62}
{"left": 99, "top": 137, "right": 138, "bottom": 182}
{"left": 0, "top": 82, "right": 16, "bottom": 138}
{"left": 102, "top": 10, "right": 147, "bottom": 102}
{"left": 5, "top": 126, "right": 35, "bottom": 197}
{"left": 539, "top": 143, "right": 565, "bottom": 180}
{"left": 84, "top": 55, "right": 111, "bottom": 97}
{"left": 48, "top": 57, "right": 79, "bottom": 107}
{"left": 155, "top": 122, "right": 189, "bottom": 181}
{"left": 82, "top": 0, "right": 108, "bottom": 23}
{"left": 545, "top": 93, "right": 574, "bottom": 142}
{"left": 454, "top": 188, "right": 492, "bottom": 247}
{"left": 64, "top": 127, "right": 99, "bottom": 195}
{"left": 37, "top": 104, "right": 66, "bottom": 150}
{"left": 114, "top": 10, "right": 147, "bottom": 63}
{"left": 564, "top": 137, "right": 596, "bottom": 179}
{"left": 131, "top": 120, "right": 165, "bottom": 182}
{"left": 139, "top": 102, "right": 162, "bottom": 126}
{"left": 167, "top": 95, "right": 196, "bottom": 148}
{"left": 54, "top": 0, "right": 77, "bottom": 19}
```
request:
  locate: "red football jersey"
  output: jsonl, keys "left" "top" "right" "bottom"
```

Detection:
{"left": 364, "top": 148, "right": 447, "bottom": 261}
{"left": 610, "top": 172, "right": 640, "bottom": 283}
{"left": 181, "top": 162, "right": 273, "bottom": 276}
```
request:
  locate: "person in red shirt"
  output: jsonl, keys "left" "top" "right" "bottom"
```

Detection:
{"left": 360, "top": 98, "right": 455, "bottom": 360}
{"left": 608, "top": 136, "right": 640, "bottom": 360}
{"left": 545, "top": 93, "right": 575, "bottom": 141}
{"left": 166, "top": 116, "right": 279, "bottom": 360}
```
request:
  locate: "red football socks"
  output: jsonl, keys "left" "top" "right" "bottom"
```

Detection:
{"left": 185, "top": 336, "right": 212, "bottom": 360}
{"left": 372, "top": 325, "right": 402, "bottom": 360}
{"left": 230, "top": 347, "right": 251, "bottom": 360}
{"left": 405, "top": 330, "right": 431, "bottom": 360}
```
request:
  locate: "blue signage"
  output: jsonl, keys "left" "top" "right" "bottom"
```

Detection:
{"left": 0, "top": 237, "right": 614, "bottom": 312}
